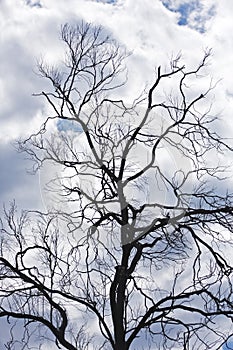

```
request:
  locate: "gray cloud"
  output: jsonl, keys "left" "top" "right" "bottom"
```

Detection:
{"left": 0, "top": 143, "right": 42, "bottom": 211}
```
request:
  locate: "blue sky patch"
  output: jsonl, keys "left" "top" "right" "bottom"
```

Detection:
{"left": 92, "top": 0, "right": 116, "bottom": 3}
{"left": 25, "top": 0, "right": 42, "bottom": 8}
{"left": 177, "top": 2, "right": 197, "bottom": 25}
{"left": 223, "top": 341, "right": 233, "bottom": 350}
{"left": 160, "top": 0, "right": 215, "bottom": 33}
{"left": 57, "top": 119, "right": 83, "bottom": 133}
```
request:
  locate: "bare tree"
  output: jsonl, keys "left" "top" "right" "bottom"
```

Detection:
{"left": 1, "top": 22, "right": 233, "bottom": 350}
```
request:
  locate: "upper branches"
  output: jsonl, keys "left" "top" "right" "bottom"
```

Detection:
{"left": 37, "top": 21, "right": 127, "bottom": 118}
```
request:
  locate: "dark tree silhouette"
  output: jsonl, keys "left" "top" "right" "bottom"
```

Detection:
{"left": 1, "top": 22, "right": 233, "bottom": 350}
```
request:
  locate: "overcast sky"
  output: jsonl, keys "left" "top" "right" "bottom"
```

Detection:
{"left": 0, "top": 0, "right": 233, "bottom": 348}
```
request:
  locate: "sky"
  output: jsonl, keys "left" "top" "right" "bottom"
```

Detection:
{"left": 1, "top": 0, "right": 233, "bottom": 348}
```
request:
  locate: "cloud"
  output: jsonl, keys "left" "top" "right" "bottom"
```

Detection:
{"left": 0, "top": 143, "right": 42, "bottom": 211}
